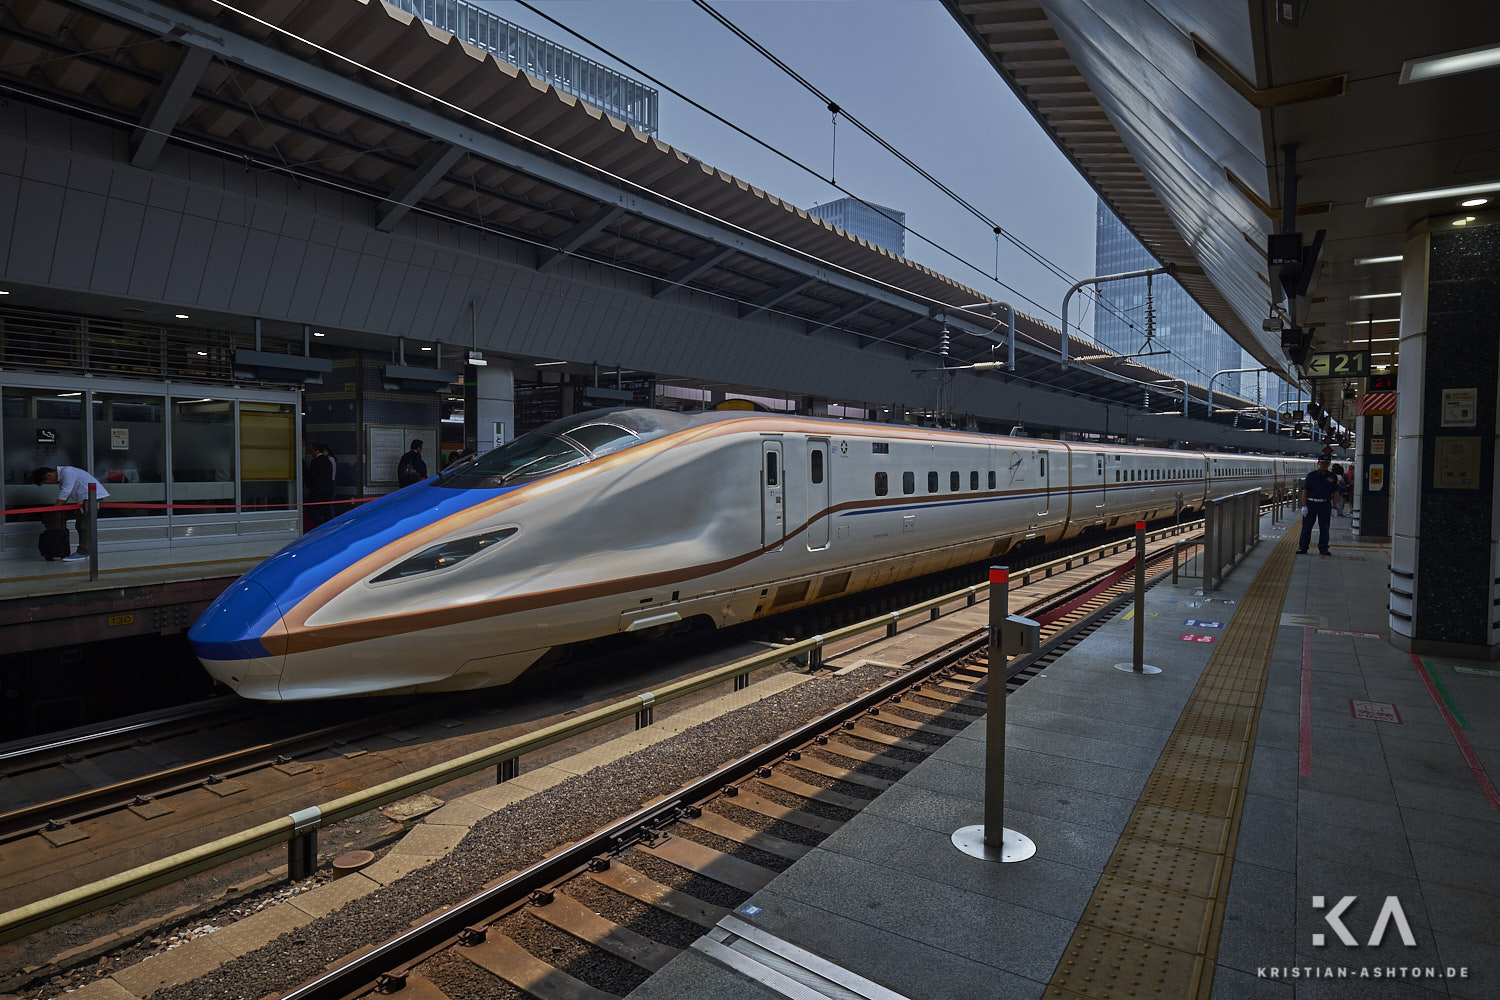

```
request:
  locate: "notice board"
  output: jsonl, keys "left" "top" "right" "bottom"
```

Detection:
{"left": 368, "top": 426, "right": 435, "bottom": 484}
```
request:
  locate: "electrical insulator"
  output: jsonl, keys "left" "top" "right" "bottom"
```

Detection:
{"left": 939, "top": 330, "right": 951, "bottom": 357}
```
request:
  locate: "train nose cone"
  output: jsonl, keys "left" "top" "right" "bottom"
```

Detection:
{"left": 189, "top": 579, "right": 290, "bottom": 700}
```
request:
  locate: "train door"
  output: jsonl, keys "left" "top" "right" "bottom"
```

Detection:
{"left": 761, "top": 439, "right": 784, "bottom": 551}
{"left": 1033, "top": 449, "right": 1052, "bottom": 524}
{"left": 806, "top": 438, "right": 830, "bottom": 550}
{"left": 1098, "top": 452, "right": 1110, "bottom": 515}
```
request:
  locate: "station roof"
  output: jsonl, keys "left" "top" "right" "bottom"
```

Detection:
{"left": 944, "top": 0, "right": 1500, "bottom": 420}
{"left": 0, "top": 0, "right": 1266, "bottom": 420}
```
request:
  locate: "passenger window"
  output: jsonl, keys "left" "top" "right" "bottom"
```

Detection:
{"left": 875, "top": 471, "right": 888, "bottom": 496}
{"left": 950, "top": 471, "right": 960, "bottom": 492}
{"left": 810, "top": 450, "right": 824, "bottom": 484}
{"left": 903, "top": 471, "right": 915, "bottom": 494}
{"left": 766, "top": 452, "right": 779, "bottom": 487}
{"left": 927, "top": 471, "right": 939, "bottom": 493}
{"left": 1039, "top": 455, "right": 1047, "bottom": 477}
{"left": 970, "top": 471, "right": 979, "bottom": 490}
{"left": 988, "top": 471, "right": 996, "bottom": 489}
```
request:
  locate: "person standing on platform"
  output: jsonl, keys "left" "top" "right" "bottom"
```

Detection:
{"left": 306, "top": 444, "right": 337, "bottom": 527}
{"left": 397, "top": 439, "right": 427, "bottom": 488}
{"left": 31, "top": 465, "right": 111, "bottom": 562}
{"left": 1298, "top": 456, "right": 1341, "bottom": 555}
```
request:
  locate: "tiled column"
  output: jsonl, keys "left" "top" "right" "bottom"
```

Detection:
{"left": 1389, "top": 213, "right": 1500, "bottom": 657}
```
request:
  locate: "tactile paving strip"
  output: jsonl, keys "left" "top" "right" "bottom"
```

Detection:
{"left": 1046, "top": 528, "right": 1298, "bottom": 1000}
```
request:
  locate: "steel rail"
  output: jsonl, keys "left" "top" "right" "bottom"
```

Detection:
{"left": 0, "top": 520, "right": 1198, "bottom": 945}
{"left": 280, "top": 539, "right": 1195, "bottom": 1000}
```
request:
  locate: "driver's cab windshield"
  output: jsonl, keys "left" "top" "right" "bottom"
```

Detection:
{"left": 438, "top": 409, "right": 690, "bottom": 489}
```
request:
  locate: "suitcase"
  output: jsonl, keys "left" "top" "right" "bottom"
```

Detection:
{"left": 38, "top": 528, "right": 70, "bottom": 561}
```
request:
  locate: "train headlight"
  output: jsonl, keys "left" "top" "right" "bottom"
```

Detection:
{"left": 373, "top": 528, "right": 517, "bottom": 582}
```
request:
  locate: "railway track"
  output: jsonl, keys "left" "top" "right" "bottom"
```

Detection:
{"left": 267, "top": 540, "right": 1194, "bottom": 1000}
{"left": 1, "top": 527, "right": 1199, "bottom": 998}
{"left": 0, "top": 517, "right": 1195, "bottom": 883}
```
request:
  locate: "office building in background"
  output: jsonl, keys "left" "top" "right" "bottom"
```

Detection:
{"left": 1093, "top": 200, "right": 1243, "bottom": 400}
{"left": 809, "top": 197, "right": 907, "bottom": 256}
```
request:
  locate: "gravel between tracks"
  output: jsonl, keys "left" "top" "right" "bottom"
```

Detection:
{"left": 132, "top": 663, "right": 920, "bottom": 1000}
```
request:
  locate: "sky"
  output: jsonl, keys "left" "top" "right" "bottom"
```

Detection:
{"left": 473, "top": 0, "right": 1105, "bottom": 335}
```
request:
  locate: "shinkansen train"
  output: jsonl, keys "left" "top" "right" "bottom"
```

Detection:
{"left": 189, "top": 409, "right": 1313, "bottom": 700}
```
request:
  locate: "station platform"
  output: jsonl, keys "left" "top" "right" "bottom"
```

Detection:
{"left": 0, "top": 537, "right": 285, "bottom": 654}
{"left": 628, "top": 512, "right": 1500, "bottom": 1000}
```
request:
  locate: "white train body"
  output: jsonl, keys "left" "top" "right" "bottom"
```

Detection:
{"left": 189, "top": 409, "right": 1312, "bottom": 700}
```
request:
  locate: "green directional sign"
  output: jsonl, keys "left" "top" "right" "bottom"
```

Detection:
{"left": 1304, "top": 349, "right": 1369, "bottom": 379}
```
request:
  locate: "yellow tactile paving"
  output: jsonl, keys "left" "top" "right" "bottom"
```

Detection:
{"left": 1046, "top": 527, "right": 1298, "bottom": 1000}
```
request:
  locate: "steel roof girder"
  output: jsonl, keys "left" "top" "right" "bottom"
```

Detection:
{"left": 69, "top": 0, "right": 1005, "bottom": 346}
{"left": 738, "top": 275, "right": 817, "bottom": 319}
{"left": 536, "top": 204, "right": 627, "bottom": 273}
{"left": 130, "top": 42, "right": 213, "bottom": 170}
{"left": 375, "top": 142, "right": 467, "bottom": 232}
{"left": 650, "top": 246, "right": 735, "bottom": 298}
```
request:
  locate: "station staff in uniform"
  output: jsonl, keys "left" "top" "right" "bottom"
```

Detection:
{"left": 1298, "top": 456, "right": 1341, "bottom": 555}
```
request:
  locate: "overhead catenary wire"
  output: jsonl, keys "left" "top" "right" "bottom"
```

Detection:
{"left": 504, "top": 0, "right": 1083, "bottom": 328}
{"left": 10, "top": 5, "right": 1271, "bottom": 412}
{"left": 498, "top": 0, "right": 1140, "bottom": 338}
{"left": 680, "top": 2, "right": 1282, "bottom": 393}
{"left": 0, "top": 79, "right": 1158, "bottom": 414}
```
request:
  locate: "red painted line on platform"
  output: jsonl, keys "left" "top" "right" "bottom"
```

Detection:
{"left": 1299, "top": 626, "right": 1314, "bottom": 777}
{"left": 1410, "top": 655, "right": 1500, "bottom": 811}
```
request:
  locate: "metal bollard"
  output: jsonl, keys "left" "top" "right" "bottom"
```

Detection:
{"left": 87, "top": 483, "right": 99, "bottom": 582}
{"left": 1116, "top": 523, "right": 1161, "bottom": 675}
{"left": 287, "top": 806, "right": 321, "bottom": 880}
{"left": 950, "top": 567, "right": 1036, "bottom": 863}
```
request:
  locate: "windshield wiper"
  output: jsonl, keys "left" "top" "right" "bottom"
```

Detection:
{"left": 498, "top": 453, "right": 583, "bottom": 485}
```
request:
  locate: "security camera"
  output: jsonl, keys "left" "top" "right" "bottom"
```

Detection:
{"left": 1261, "top": 317, "right": 1282, "bottom": 332}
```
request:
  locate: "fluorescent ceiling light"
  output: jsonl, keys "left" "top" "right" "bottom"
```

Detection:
{"left": 196, "top": 350, "right": 208, "bottom": 356}
{"left": 1461, "top": 198, "right": 1490, "bottom": 208}
{"left": 1400, "top": 42, "right": 1500, "bottom": 84}
{"left": 1353, "top": 255, "right": 1403, "bottom": 265}
{"left": 1350, "top": 292, "right": 1400, "bottom": 301}
{"left": 534, "top": 360, "right": 567, "bottom": 367}
{"left": 0, "top": 290, "right": 9, "bottom": 295}
{"left": 1366, "top": 181, "right": 1500, "bottom": 208}
{"left": 174, "top": 313, "right": 189, "bottom": 319}
{"left": 420, "top": 346, "right": 432, "bottom": 351}
{"left": 58, "top": 392, "right": 82, "bottom": 397}
{"left": 313, "top": 331, "right": 326, "bottom": 337}
{"left": 1344, "top": 317, "right": 1399, "bottom": 325}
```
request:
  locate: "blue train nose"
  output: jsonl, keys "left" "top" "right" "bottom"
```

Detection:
{"left": 189, "top": 579, "right": 290, "bottom": 700}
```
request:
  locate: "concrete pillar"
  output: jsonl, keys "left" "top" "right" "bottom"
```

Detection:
{"left": 471, "top": 362, "right": 515, "bottom": 452}
{"left": 1389, "top": 213, "right": 1500, "bottom": 658}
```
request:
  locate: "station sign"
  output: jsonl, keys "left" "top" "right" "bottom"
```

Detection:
{"left": 1304, "top": 350, "right": 1369, "bottom": 379}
